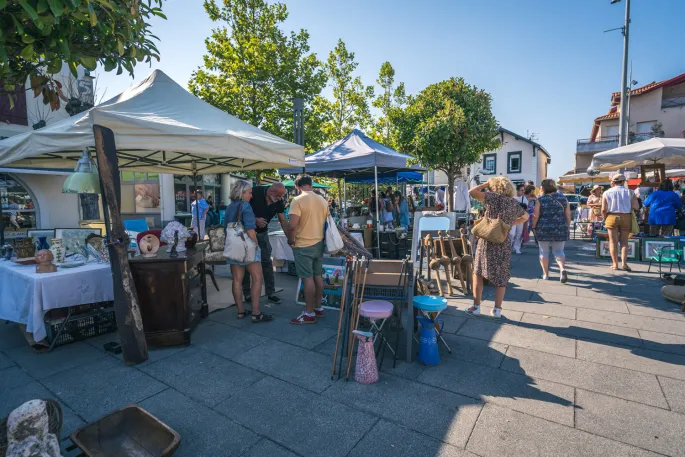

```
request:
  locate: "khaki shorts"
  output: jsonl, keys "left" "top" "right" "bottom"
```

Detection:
{"left": 605, "top": 213, "right": 632, "bottom": 231}
{"left": 293, "top": 241, "right": 324, "bottom": 279}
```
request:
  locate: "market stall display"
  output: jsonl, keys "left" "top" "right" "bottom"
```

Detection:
{"left": 0, "top": 260, "right": 114, "bottom": 344}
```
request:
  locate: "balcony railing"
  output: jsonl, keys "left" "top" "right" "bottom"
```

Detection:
{"left": 662, "top": 96, "right": 685, "bottom": 109}
{"left": 576, "top": 132, "right": 664, "bottom": 154}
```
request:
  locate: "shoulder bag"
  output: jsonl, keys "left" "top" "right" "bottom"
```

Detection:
{"left": 472, "top": 216, "right": 512, "bottom": 244}
{"left": 223, "top": 203, "right": 257, "bottom": 263}
{"left": 324, "top": 213, "right": 344, "bottom": 254}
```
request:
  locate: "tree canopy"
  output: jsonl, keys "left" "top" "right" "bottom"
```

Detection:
{"left": 370, "top": 61, "right": 406, "bottom": 149}
{"left": 188, "top": 0, "right": 326, "bottom": 154}
{"left": 395, "top": 77, "right": 499, "bottom": 208}
{"left": 0, "top": 0, "right": 165, "bottom": 110}
{"left": 313, "top": 39, "right": 374, "bottom": 147}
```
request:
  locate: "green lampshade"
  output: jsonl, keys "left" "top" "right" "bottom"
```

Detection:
{"left": 62, "top": 149, "right": 101, "bottom": 194}
{"left": 62, "top": 171, "right": 101, "bottom": 194}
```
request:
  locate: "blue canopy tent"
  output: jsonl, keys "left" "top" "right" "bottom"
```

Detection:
{"left": 279, "top": 129, "right": 423, "bottom": 256}
{"left": 345, "top": 171, "right": 423, "bottom": 184}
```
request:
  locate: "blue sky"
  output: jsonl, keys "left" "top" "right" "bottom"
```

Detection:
{"left": 97, "top": 0, "right": 685, "bottom": 179}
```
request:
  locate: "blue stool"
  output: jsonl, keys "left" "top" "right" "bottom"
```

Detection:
{"left": 417, "top": 316, "right": 440, "bottom": 366}
{"left": 413, "top": 295, "right": 451, "bottom": 353}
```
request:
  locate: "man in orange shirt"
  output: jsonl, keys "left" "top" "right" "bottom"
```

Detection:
{"left": 287, "top": 174, "right": 329, "bottom": 324}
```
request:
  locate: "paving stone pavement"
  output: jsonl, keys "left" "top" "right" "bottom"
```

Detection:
{"left": 1, "top": 240, "right": 685, "bottom": 456}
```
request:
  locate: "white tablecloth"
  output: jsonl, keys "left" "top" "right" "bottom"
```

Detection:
{"left": 268, "top": 231, "right": 362, "bottom": 261}
{"left": 0, "top": 261, "right": 114, "bottom": 342}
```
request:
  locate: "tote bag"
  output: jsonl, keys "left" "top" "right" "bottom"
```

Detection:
{"left": 324, "top": 214, "right": 344, "bottom": 254}
{"left": 223, "top": 203, "right": 258, "bottom": 263}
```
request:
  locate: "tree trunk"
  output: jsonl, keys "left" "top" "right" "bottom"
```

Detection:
{"left": 93, "top": 125, "right": 148, "bottom": 365}
{"left": 446, "top": 166, "right": 456, "bottom": 212}
{"left": 337, "top": 178, "right": 343, "bottom": 211}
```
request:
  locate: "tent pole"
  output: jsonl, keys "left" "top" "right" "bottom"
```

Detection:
{"left": 375, "top": 165, "right": 380, "bottom": 258}
{"left": 343, "top": 178, "right": 347, "bottom": 217}
{"left": 192, "top": 162, "right": 201, "bottom": 239}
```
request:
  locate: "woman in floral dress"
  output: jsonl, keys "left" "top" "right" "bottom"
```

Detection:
{"left": 467, "top": 177, "right": 529, "bottom": 319}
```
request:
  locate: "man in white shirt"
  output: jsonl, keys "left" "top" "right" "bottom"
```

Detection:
{"left": 510, "top": 184, "right": 528, "bottom": 254}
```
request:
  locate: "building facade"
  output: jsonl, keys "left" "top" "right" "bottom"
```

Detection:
{"left": 476, "top": 128, "right": 550, "bottom": 186}
{"left": 574, "top": 72, "right": 685, "bottom": 173}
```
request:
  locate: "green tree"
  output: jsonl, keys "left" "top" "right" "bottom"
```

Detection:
{"left": 0, "top": 0, "right": 165, "bottom": 110}
{"left": 315, "top": 39, "right": 374, "bottom": 145}
{"left": 395, "top": 77, "right": 499, "bottom": 209}
{"left": 371, "top": 61, "right": 406, "bottom": 148}
{"left": 188, "top": 0, "right": 326, "bottom": 156}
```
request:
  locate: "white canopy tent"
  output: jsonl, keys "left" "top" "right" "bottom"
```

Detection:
{"left": 588, "top": 138, "right": 685, "bottom": 172}
{"left": 0, "top": 70, "right": 304, "bottom": 173}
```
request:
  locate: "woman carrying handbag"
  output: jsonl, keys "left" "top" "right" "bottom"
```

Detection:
{"left": 223, "top": 180, "right": 273, "bottom": 323}
{"left": 467, "top": 177, "right": 529, "bottom": 319}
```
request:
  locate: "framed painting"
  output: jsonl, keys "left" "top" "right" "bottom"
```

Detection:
{"left": 54, "top": 228, "right": 103, "bottom": 254}
{"left": 596, "top": 238, "right": 639, "bottom": 260}
{"left": 295, "top": 263, "right": 347, "bottom": 310}
{"left": 642, "top": 238, "right": 678, "bottom": 261}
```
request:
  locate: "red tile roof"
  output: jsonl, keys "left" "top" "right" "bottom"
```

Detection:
{"left": 589, "top": 107, "right": 618, "bottom": 141}
{"left": 610, "top": 71, "right": 685, "bottom": 106}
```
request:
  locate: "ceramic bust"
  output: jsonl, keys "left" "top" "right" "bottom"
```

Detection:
{"left": 139, "top": 233, "right": 160, "bottom": 257}
{"left": 35, "top": 249, "right": 57, "bottom": 274}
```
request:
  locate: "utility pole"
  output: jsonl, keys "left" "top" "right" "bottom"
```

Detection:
{"left": 613, "top": 0, "right": 631, "bottom": 147}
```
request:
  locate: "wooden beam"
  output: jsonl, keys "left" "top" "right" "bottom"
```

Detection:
{"left": 93, "top": 125, "right": 148, "bottom": 365}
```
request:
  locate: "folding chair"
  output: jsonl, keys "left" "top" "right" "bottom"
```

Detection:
{"left": 358, "top": 259, "right": 411, "bottom": 369}
{"left": 648, "top": 247, "right": 682, "bottom": 275}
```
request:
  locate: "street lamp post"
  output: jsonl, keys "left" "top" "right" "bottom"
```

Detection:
{"left": 612, "top": 0, "right": 631, "bottom": 147}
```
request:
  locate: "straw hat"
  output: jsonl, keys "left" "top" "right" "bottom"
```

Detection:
{"left": 611, "top": 174, "right": 626, "bottom": 183}
{"left": 591, "top": 185, "right": 602, "bottom": 192}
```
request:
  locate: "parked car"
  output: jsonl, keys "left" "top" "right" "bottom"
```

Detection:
{"left": 564, "top": 194, "right": 581, "bottom": 218}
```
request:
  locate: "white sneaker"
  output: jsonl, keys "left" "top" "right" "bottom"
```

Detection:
{"left": 514, "top": 250, "right": 521, "bottom": 255}
{"left": 542, "top": 275, "right": 549, "bottom": 280}
{"left": 491, "top": 308, "right": 502, "bottom": 319}
{"left": 466, "top": 305, "right": 480, "bottom": 316}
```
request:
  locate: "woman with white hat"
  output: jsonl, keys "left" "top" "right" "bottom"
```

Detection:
{"left": 602, "top": 174, "right": 639, "bottom": 271}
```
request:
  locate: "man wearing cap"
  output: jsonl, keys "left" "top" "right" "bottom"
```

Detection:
{"left": 602, "top": 174, "right": 639, "bottom": 271}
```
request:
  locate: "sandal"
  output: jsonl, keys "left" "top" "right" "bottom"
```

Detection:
{"left": 610, "top": 265, "right": 619, "bottom": 270}
{"left": 237, "top": 310, "right": 252, "bottom": 319}
{"left": 622, "top": 264, "right": 632, "bottom": 272}
{"left": 252, "top": 313, "right": 273, "bottom": 323}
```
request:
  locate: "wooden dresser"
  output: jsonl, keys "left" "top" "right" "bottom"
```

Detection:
{"left": 129, "top": 244, "right": 208, "bottom": 346}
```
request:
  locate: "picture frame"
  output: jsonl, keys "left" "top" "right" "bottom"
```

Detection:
{"left": 642, "top": 238, "right": 678, "bottom": 261}
{"left": 295, "top": 263, "right": 347, "bottom": 310}
{"left": 54, "top": 228, "right": 103, "bottom": 254}
{"left": 596, "top": 238, "right": 639, "bottom": 260}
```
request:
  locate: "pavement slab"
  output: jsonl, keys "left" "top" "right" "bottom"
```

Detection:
{"left": 467, "top": 403, "right": 662, "bottom": 457}
{"left": 5, "top": 341, "right": 107, "bottom": 379}
{"left": 244, "top": 440, "right": 301, "bottom": 457}
{"left": 502, "top": 346, "right": 668, "bottom": 408}
{"left": 323, "top": 373, "right": 483, "bottom": 448}
{"left": 347, "top": 419, "right": 478, "bottom": 457}
{"left": 626, "top": 302, "right": 685, "bottom": 321}
{"left": 531, "top": 291, "right": 630, "bottom": 313}
{"left": 457, "top": 319, "right": 576, "bottom": 358}
{"left": 0, "top": 351, "right": 15, "bottom": 369}
{"left": 658, "top": 376, "right": 685, "bottom": 414}
{"left": 140, "top": 388, "right": 260, "bottom": 457}
{"left": 577, "top": 308, "right": 685, "bottom": 336}
{"left": 440, "top": 333, "right": 509, "bottom": 368}
{"left": 417, "top": 357, "right": 575, "bottom": 425}
{"left": 639, "top": 330, "right": 685, "bottom": 355}
{"left": 233, "top": 339, "right": 335, "bottom": 393}
{"left": 576, "top": 389, "right": 685, "bottom": 457}
{"left": 520, "top": 312, "right": 644, "bottom": 348}
{"left": 0, "top": 323, "right": 27, "bottom": 351}
{"left": 216, "top": 376, "right": 377, "bottom": 457}
{"left": 501, "top": 299, "right": 577, "bottom": 319}
{"left": 190, "top": 320, "right": 269, "bottom": 360}
{"left": 140, "top": 347, "right": 265, "bottom": 407}
{"left": 42, "top": 356, "right": 167, "bottom": 422}
{"left": 576, "top": 339, "right": 685, "bottom": 381}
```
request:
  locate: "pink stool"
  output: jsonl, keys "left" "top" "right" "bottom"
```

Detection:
{"left": 360, "top": 300, "right": 395, "bottom": 368}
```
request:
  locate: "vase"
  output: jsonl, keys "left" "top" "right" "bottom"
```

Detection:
{"left": 35, "top": 236, "right": 50, "bottom": 251}
{"left": 50, "top": 239, "right": 66, "bottom": 264}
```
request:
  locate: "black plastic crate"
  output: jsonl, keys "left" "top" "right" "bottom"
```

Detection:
{"left": 286, "top": 261, "right": 298, "bottom": 276}
{"left": 45, "top": 306, "right": 117, "bottom": 348}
